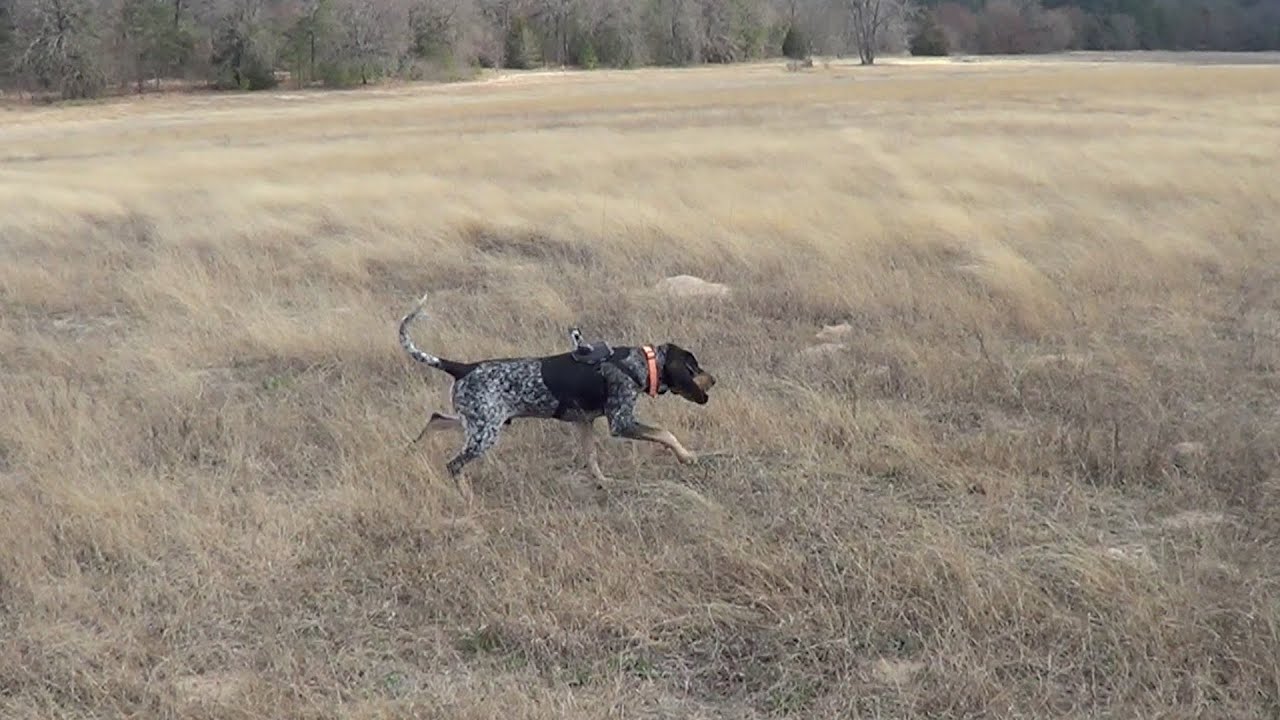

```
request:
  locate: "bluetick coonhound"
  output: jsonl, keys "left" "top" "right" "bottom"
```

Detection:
{"left": 399, "top": 292, "right": 717, "bottom": 484}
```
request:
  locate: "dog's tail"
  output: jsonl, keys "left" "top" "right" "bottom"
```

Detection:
{"left": 398, "top": 292, "right": 476, "bottom": 379}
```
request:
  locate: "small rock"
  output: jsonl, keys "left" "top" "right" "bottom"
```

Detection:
{"left": 1169, "top": 441, "right": 1207, "bottom": 470}
{"left": 174, "top": 672, "right": 250, "bottom": 706}
{"left": 654, "top": 275, "right": 730, "bottom": 298}
{"left": 871, "top": 658, "right": 925, "bottom": 685}
{"left": 1262, "top": 477, "right": 1280, "bottom": 504}
{"left": 1195, "top": 560, "right": 1240, "bottom": 583}
{"left": 1103, "top": 544, "right": 1157, "bottom": 571}
{"left": 1024, "top": 353, "right": 1088, "bottom": 370}
{"left": 1159, "top": 510, "right": 1226, "bottom": 531}
{"left": 798, "top": 342, "right": 847, "bottom": 358}
{"left": 815, "top": 322, "right": 854, "bottom": 342}
{"left": 865, "top": 364, "right": 893, "bottom": 384}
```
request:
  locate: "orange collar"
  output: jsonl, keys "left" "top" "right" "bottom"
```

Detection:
{"left": 641, "top": 345, "right": 659, "bottom": 397}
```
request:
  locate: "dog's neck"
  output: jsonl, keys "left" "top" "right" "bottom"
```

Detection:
{"left": 616, "top": 345, "right": 668, "bottom": 395}
{"left": 648, "top": 344, "right": 668, "bottom": 395}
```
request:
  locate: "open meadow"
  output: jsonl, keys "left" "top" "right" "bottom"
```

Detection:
{"left": 3, "top": 55, "right": 1280, "bottom": 718}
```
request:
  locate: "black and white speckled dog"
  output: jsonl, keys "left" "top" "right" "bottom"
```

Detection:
{"left": 398, "top": 292, "right": 716, "bottom": 484}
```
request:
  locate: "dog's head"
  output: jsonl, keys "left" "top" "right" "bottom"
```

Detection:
{"left": 660, "top": 343, "right": 716, "bottom": 405}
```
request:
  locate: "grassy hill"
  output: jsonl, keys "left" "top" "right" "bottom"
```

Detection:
{"left": 2, "top": 56, "right": 1278, "bottom": 718}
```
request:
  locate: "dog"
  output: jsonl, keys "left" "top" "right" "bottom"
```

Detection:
{"left": 398, "top": 292, "right": 716, "bottom": 484}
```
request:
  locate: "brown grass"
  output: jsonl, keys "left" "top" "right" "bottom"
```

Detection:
{"left": 3, "top": 56, "right": 1280, "bottom": 718}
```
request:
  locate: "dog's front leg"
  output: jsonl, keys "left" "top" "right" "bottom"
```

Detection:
{"left": 605, "top": 402, "right": 697, "bottom": 465}
{"left": 621, "top": 422, "right": 698, "bottom": 464}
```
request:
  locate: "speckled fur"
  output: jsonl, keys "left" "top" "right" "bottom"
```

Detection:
{"left": 398, "top": 292, "right": 715, "bottom": 480}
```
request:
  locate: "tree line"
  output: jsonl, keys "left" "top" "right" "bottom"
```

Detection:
{"left": 0, "top": 0, "right": 1275, "bottom": 100}
{"left": 914, "top": 0, "right": 1280, "bottom": 57}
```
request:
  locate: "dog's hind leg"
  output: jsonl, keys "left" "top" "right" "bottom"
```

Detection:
{"left": 411, "top": 412, "right": 462, "bottom": 444}
{"left": 573, "top": 421, "right": 610, "bottom": 485}
{"left": 445, "top": 419, "right": 502, "bottom": 479}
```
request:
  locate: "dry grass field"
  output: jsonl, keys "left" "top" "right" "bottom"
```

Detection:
{"left": 3, "top": 55, "right": 1280, "bottom": 718}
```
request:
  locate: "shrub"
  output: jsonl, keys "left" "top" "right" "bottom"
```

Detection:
{"left": 578, "top": 42, "right": 599, "bottom": 69}
{"left": 781, "top": 25, "right": 809, "bottom": 60}
{"left": 317, "top": 61, "right": 357, "bottom": 88}
{"left": 910, "top": 12, "right": 951, "bottom": 56}
{"left": 211, "top": 24, "right": 277, "bottom": 90}
{"left": 402, "top": 57, "right": 480, "bottom": 84}
{"left": 503, "top": 17, "right": 539, "bottom": 69}
{"left": 569, "top": 32, "right": 599, "bottom": 69}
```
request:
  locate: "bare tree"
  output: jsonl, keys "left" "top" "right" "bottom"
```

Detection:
{"left": 976, "top": 0, "right": 1072, "bottom": 54}
{"left": 841, "top": 0, "right": 910, "bottom": 64}
{"left": 283, "top": 0, "right": 334, "bottom": 84}
{"left": 578, "top": 0, "right": 644, "bottom": 66}
{"left": 408, "top": 0, "right": 463, "bottom": 59}
{"left": 645, "top": 0, "right": 701, "bottom": 65}
{"left": 332, "top": 0, "right": 408, "bottom": 83}
{"left": 772, "top": 0, "right": 840, "bottom": 56}
{"left": 15, "top": 0, "right": 104, "bottom": 97}
{"left": 528, "top": 0, "right": 570, "bottom": 65}
{"left": 112, "top": 0, "right": 193, "bottom": 92}
{"left": 1, "top": 0, "right": 18, "bottom": 83}
{"left": 933, "top": 1, "right": 977, "bottom": 53}
{"left": 475, "top": 0, "right": 514, "bottom": 60}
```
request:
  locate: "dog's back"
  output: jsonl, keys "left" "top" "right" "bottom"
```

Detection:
{"left": 538, "top": 352, "right": 615, "bottom": 418}
{"left": 448, "top": 351, "right": 623, "bottom": 423}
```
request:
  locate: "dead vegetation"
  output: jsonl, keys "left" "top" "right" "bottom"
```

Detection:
{"left": 2, "top": 59, "right": 1279, "bottom": 718}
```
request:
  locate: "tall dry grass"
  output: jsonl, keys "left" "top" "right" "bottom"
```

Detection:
{"left": 2, "top": 57, "right": 1280, "bottom": 718}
